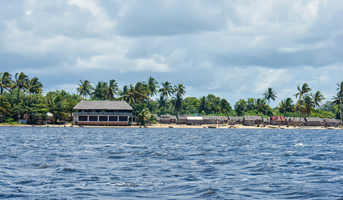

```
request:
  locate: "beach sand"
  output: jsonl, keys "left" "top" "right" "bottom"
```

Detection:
{"left": 1, "top": 123, "right": 342, "bottom": 130}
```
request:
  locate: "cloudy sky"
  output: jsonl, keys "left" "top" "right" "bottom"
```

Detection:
{"left": 1, "top": 0, "right": 343, "bottom": 107}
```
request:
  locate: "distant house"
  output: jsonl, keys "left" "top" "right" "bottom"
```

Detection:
{"left": 243, "top": 116, "right": 262, "bottom": 126}
{"left": 286, "top": 117, "right": 305, "bottom": 126}
{"left": 177, "top": 115, "right": 192, "bottom": 124}
{"left": 305, "top": 117, "right": 325, "bottom": 126}
{"left": 270, "top": 116, "right": 287, "bottom": 125}
{"left": 228, "top": 116, "right": 243, "bottom": 125}
{"left": 187, "top": 116, "right": 203, "bottom": 125}
{"left": 202, "top": 116, "right": 228, "bottom": 124}
{"left": 73, "top": 100, "right": 133, "bottom": 126}
{"left": 159, "top": 115, "right": 177, "bottom": 124}
{"left": 263, "top": 118, "right": 270, "bottom": 125}
{"left": 324, "top": 118, "right": 341, "bottom": 127}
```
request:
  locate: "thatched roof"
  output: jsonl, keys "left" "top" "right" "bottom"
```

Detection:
{"left": 271, "top": 116, "right": 286, "bottom": 121}
{"left": 285, "top": 117, "right": 305, "bottom": 122}
{"left": 244, "top": 116, "right": 262, "bottom": 120}
{"left": 202, "top": 116, "right": 228, "bottom": 120}
{"left": 160, "top": 115, "right": 177, "bottom": 120}
{"left": 228, "top": 116, "right": 243, "bottom": 120}
{"left": 305, "top": 117, "right": 324, "bottom": 122}
{"left": 73, "top": 100, "right": 133, "bottom": 110}
{"left": 324, "top": 118, "right": 341, "bottom": 122}
{"left": 177, "top": 115, "right": 192, "bottom": 119}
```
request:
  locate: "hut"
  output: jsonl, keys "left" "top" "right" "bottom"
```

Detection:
{"left": 324, "top": 118, "right": 341, "bottom": 127}
{"left": 270, "top": 116, "right": 287, "bottom": 125}
{"left": 305, "top": 118, "right": 326, "bottom": 126}
{"left": 243, "top": 116, "right": 262, "bottom": 126}
{"left": 286, "top": 117, "right": 305, "bottom": 126}
{"left": 159, "top": 115, "right": 177, "bottom": 124}
{"left": 177, "top": 115, "right": 192, "bottom": 124}
{"left": 186, "top": 116, "right": 203, "bottom": 125}
{"left": 202, "top": 116, "right": 228, "bottom": 124}
{"left": 228, "top": 116, "right": 243, "bottom": 125}
{"left": 73, "top": 100, "right": 133, "bottom": 126}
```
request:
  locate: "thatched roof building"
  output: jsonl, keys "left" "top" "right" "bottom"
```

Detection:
{"left": 243, "top": 116, "right": 262, "bottom": 126}
{"left": 73, "top": 100, "right": 133, "bottom": 126}
{"left": 324, "top": 118, "right": 341, "bottom": 127}
{"left": 228, "top": 116, "right": 243, "bottom": 125}
{"left": 270, "top": 116, "right": 287, "bottom": 125}
{"left": 304, "top": 117, "right": 325, "bottom": 126}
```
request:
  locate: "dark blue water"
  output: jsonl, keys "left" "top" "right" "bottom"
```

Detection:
{"left": 0, "top": 127, "right": 343, "bottom": 199}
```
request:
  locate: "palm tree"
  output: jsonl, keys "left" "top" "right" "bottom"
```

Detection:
{"left": 255, "top": 98, "right": 271, "bottom": 115}
{"left": 311, "top": 91, "right": 325, "bottom": 109}
{"left": 148, "top": 77, "right": 159, "bottom": 97}
{"left": 336, "top": 81, "right": 343, "bottom": 121}
{"left": 14, "top": 72, "right": 29, "bottom": 104}
{"left": 158, "top": 81, "right": 173, "bottom": 108}
{"left": 92, "top": 81, "right": 106, "bottom": 100}
{"left": 173, "top": 84, "right": 186, "bottom": 113}
{"left": 294, "top": 83, "right": 312, "bottom": 117}
{"left": 77, "top": 80, "right": 93, "bottom": 98}
{"left": 0, "top": 95, "right": 11, "bottom": 119}
{"left": 0, "top": 72, "right": 13, "bottom": 95}
{"left": 27, "top": 77, "right": 43, "bottom": 95}
{"left": 263, "top": 87, "right": 277, "bottom": 105}
{"left": 278, "top": 98, "right": 293, "bottom": 115}
{"left": 303, "top": 95, "right": 315, "bottom": 117}
{"left": 105, "top": 79, "right": 118, "bottom": 100}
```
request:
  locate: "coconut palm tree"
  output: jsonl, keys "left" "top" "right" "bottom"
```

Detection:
{"left": 105, "top": 79, "right": 118, "bottom": 100}
{"left": 159, "top": 81, "right": 173, "bottom": 101}
{"left": 255, "top": 98, "right": 271, "bottom": 115}
{"left": 311, "top": 91, "right": 325, "bottom": 109}
{"left": 27, "top": 77, "right": 43, "bottom": 95}
{"left": 263, "top": 87, "right": 277, "bottom": 105}
{"left": 294, "top": 83, "right": 312, "bottom": 117}
{"left": 173, "top": 84, "right": 186, "bottom": 113}
{"left": 77, "top": 80, "right": 93, "bottom": 98}
{"left": 278, "top": 98, "right": 293, "bottom": 115}
{"left": 14, "top": 72, "right": 29, "bottom": 104}
{"left": 303, "top": 95, "right": 315, "bottom": 117}
{"left": 92, "top": 81, "right": 106, "bottom": 100}
{"left": 337, "top": 81, "right": 343, "bottom": 121}
{"left": 0, "top": 95, "right": 11, "bottom": 119}
{"left": 148, "top": 76, "right": 159, "bottom": 98}
{"left": 0, "top": 72, "right": 13, "bottom": 95}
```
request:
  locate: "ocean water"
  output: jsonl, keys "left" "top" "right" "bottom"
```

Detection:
{"left": 0, "top": 127, "right": 343, "bottom": 199}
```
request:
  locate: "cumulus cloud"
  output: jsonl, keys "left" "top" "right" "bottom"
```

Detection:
{"left": 0, "top": 0, "right": 342, "bottom": 107}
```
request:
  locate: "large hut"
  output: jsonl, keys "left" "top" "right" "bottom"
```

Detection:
{"left": 186, "top": 116, "right": 203, "bottom": 125}
{"left": 324, "top": 118, "right": 341, "bottom": 127}
{"left": 202, "top": 116, "right": 228, "bottom": 124}
{"left": 286, "top": 117, "right": 305, "bottom": 126}
{"left": 177, "top": 115, "right": 192, "bottom": 124}
{"left": 228, "top": 116, "right": 244, "bottom": 125}
{"left": 304, "top": 118, "right": 326, "bottom": 126}
{"left": 243, "top": 116, "right": 262, "bottom": 126}
{"left": 270, "top": 116, "right": 287, "bottom": 125}
{"left": 159, "top": 115, "right": 177, "bottom": 124}
{"left": 73, "top": 100, "right": 133, "bottom": 126}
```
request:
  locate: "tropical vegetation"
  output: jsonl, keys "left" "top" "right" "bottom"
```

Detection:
{"left": 0, "top": 71, "right": 341, "bottom": 125}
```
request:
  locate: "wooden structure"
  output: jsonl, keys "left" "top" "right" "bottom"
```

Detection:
{"left": 304, "top": 117, "right": 325, "bottom": 126}
{"left": 202, "top": 116, "right": 228, "bottom": 124}
{"left": 177, "top": 115, "right": 192, "bottom": 124}
{"left": 186, "top": 116, "right": 203, "bottom": 125}
{"left": 324, "top": 118, "right": 341, "bottom": 127}
{"left": 270, "top": 116, "right": 287, "bottom": 125}
{"left": 286, "top": 117, "right": 305, "bottom": 126}
{"left": 228, "top": 116, "right": 243, "bottom": 125}
{"left": 243, "top": 116, "right": 262, "bottom": 126}
{"left": 159, "top": 115, "right": 177, "bottom": 124}
{"left": 73, "top": 100, "right": 133, "bottom": 126}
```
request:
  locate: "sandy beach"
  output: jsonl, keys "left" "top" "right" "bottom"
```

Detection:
{"left": 1, "top": 123, "right": 342, "bottom": 130}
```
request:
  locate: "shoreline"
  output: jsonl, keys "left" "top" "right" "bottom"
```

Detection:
{"left": 0, "top": 123, "right": 342, "bottom": 130}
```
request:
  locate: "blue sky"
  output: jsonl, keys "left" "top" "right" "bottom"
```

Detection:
{"left": 1, "top": 0, "right": 343, "bottom": 107}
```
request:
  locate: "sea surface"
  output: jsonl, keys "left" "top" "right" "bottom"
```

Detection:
{"left": 0, "top": 127, "right": 343, "bottom": 199}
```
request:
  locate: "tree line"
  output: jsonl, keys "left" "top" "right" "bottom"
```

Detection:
{"left": 0, "top": 71, "right": 342, "bottom": 124}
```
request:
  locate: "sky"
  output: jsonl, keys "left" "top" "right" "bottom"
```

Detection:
{"left": 1, "top": 0, "right": 343, "bottom": 107}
